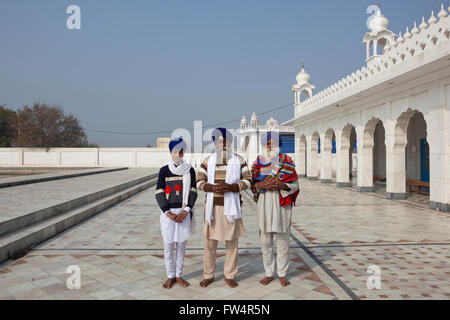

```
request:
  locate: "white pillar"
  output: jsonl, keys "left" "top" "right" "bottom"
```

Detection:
{"left": 385, "top": 119, "right": 407, "bottom": 199}
{"left": 366, "top": 42, "right": 370, "bottom": 60}
{"left": 132, "top": 149, "right": 137, "bottom": 167}
{"left": 57, "top": 149, "right": 62, "bottom": 166}
{"left": 296, "top": 135, "right": 306, "bottom": 177}
{"left": 95, "top": 148, "right": 100, "bottom": 167}
{"left": 320, "top": 133, "right": 332, "bottom": 183}
{"left": 356, "top": 125, "right": 374, "bottom": 192}
{"left": 247, "top": 130, "right": 259, "bottom": 165}
{"left": 336, "top": 130, "right": 351, "bottom": 187}
{"left": 18, "top": 148, "right": 24, "bottom": 166}
{"left": 306, "top": 135, "right": 318, "bottom": 180}
{"left": 425, "top": 107, "right": 449, "bottom": 211}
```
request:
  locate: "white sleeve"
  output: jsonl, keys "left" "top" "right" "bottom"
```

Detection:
{"left": 280, "top": 180, "right": 299, "bottom": 198}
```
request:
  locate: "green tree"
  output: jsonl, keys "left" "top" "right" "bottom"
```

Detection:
{"left": 0, "top": 106, "right": 16, "bottom": 147}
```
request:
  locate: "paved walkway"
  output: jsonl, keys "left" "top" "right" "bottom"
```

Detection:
{"left": 0, "top": 178, "right": 449, "bottom": 300}
{"left": 0, "top": 168, "right": 156, "bottom": 225}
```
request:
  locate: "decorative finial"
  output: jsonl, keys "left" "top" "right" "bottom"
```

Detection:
{"left": 411, "top": 22, "right": 419, "bottom": 35}
{"left": 438, "top": 4, "right": 448, "bottom": 19}
{"left": 404, "top": 27, "right": 412, "bottom": 39}
{"left": 429, "top": 10, "right": 438, "bottom": 25}
{"left": 419, "top": 17, "right": 428, "bottom": 30}
{"left": 301, "top": 62, "right": 305, "bottom": 70}
{"left": 397, "top": 31, "right": 404, "bottom": 43}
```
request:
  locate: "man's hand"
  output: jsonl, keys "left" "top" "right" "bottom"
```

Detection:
{"left": 256, "top": 179, "right": 290, "bottom": 191}
{"left": 255, "top": 181, "right": 271, "bottom": 191}
{"left": 166, "top": 212, "right": 177, "bottom": 221}
{"left": 214, "top": 181, "right": 232, "bottom": 193}
{"left": 273, "top": 179, "right": 290, "bottom": 191}
{"left": 174, "top": 210, "right": 188, "bottom": 223}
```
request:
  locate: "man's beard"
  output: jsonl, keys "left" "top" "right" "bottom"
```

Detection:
{"left": 265, "top": 147, "right": 280, "bottom": 161}
{"left": 215, "top": 146, "right": 231, "bottom": 164}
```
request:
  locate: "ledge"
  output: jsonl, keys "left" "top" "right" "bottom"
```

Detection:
{"left": 356, "top": 186, "right": 375, "bottom": 193}
{"left": 336, "top": 182, "right": 352, "bottom": 188}
{"left": 430, "top": 201, "right": 450, "bottom": 213}
{"left": 386, "top": 192, "right": 407, "bottom": 200}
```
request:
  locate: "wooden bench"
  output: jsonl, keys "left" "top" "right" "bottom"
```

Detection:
{"left": 373, "top": 175, "right": 386, "bottom": 183}
{"left": 407, "top": 179, "right": 430, "bottom": 195}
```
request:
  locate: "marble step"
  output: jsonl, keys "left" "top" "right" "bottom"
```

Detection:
{"left": 0, "top": 172, "right": 158, "bottom": 238}
{"left": 0, "top": 167, "right": 128, "bottom": 189}
{"left": 0, "top": 177, "right": 158, "bottom": 264}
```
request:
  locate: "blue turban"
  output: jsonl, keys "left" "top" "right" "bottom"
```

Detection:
{"left": 212, "top": 127, "right": 233, "bottom": 143}
{"left": 261, "top": 131, "right": 282, "bottom": 147}
{"left": 169, "top": 137, "right": 186, "bottom": 152}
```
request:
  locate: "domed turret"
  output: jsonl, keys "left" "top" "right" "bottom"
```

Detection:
{"left": 369, "top": 9, "right": 389, "bottom": 33}
{"left": 363, "top": 5, "right": 396, "bottom": 67}
{"left": 266, "top": 117, "right": 279, "bottom": 127}
{"left": 240, "top": 115, "right": 248, "bottom": 130}
{"left": 292, "top": 63, "right": 315, "bottom": 104}
{"left": 250, "top": 112, "right": 258, "bottom": 129}
{"left": 296, "top": 63, "right": 311, "bottom": 85}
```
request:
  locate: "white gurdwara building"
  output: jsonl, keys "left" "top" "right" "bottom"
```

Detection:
{"left": 284, "top": 5, "right": 450, "bottom": 212}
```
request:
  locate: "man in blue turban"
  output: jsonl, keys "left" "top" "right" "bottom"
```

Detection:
{"left": 155, "top": 137, "right": 198, "bottom": 289}
{"left": 251, "top": 131, "right": 299, "bottom": 287}
{"left": 196, "top": 128, "right": 252, "bottom": 288}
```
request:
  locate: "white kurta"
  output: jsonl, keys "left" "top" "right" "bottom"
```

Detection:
{"left": 160, "top": 208, "right": 191, "bottom": 244}
{"left": 256, "top": 180, "right": 299, "bottom": 234}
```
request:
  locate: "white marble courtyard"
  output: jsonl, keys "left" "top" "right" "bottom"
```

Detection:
{"left": 0, "top": 169, "right": 449, "bottom": 300}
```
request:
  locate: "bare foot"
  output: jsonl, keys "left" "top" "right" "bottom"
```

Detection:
{"left": 259, "top": 276, "right": 274, "bottom": 286}
{"left": 225, "top": 278, "right": 239, "bottom": 288}
{"left": 279, "top": 277, "right": 291, "bottom": 287}
{"left": 199, "top": 278, "right": 214, "bottom": 287}
{"left": 176, "top": 277, "right": 190, "bottom": 288}
{"left": 163, "top": 278, "right": 176, "bottom": 289}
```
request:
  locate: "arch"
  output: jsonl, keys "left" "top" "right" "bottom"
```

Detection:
{"left": 394, "top": 108, "right": 421, "bottom": 148}
{"left": 311, "top": 132, "right": 320, "bottom": 152}
{"left": 373, "top": 121, "right": 386, "bottom": 184}
{"left": 337, "top": 124, "right": 357, "bottom": 187}
{"left": 323, "top": 128, "right": 335, "bottom": 152}
{"left": 300, "top": 90, "right": 310, "bottom": 101}
{"left": 388, "top": 108, "right": 429, "bottom": 200}
{"left": 357, "top": 117, "right": 385, "bottom": 192}
{"left": 363, "top": 117, "right": 381, "bottom": 150}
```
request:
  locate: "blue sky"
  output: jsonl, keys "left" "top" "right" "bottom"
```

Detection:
{"left": 0, "top": 0, "right": 446, "bottom": 147}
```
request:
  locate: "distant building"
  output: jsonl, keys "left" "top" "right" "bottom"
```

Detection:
{"left": 156, "top": 137, "right": 171, "bottom": 149}
{"left": 236, "top": 113, "right": 295, "bottom": 164}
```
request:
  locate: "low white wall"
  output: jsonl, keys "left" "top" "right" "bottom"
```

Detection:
{"left": 0, "top": 148, "right": 206, "bottom": 168}
{"left": 0, "top": 148, "right": 297, "bottom": 169}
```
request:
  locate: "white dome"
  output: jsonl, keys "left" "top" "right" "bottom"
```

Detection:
{"left": 369, "top": 10, "right": 389, "bottom": 33}
{"left": 296, "top": 66, "right": 310, "bottom": 85}
{"left": 266, "top": 117, "right": 279, "bottom": 126}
